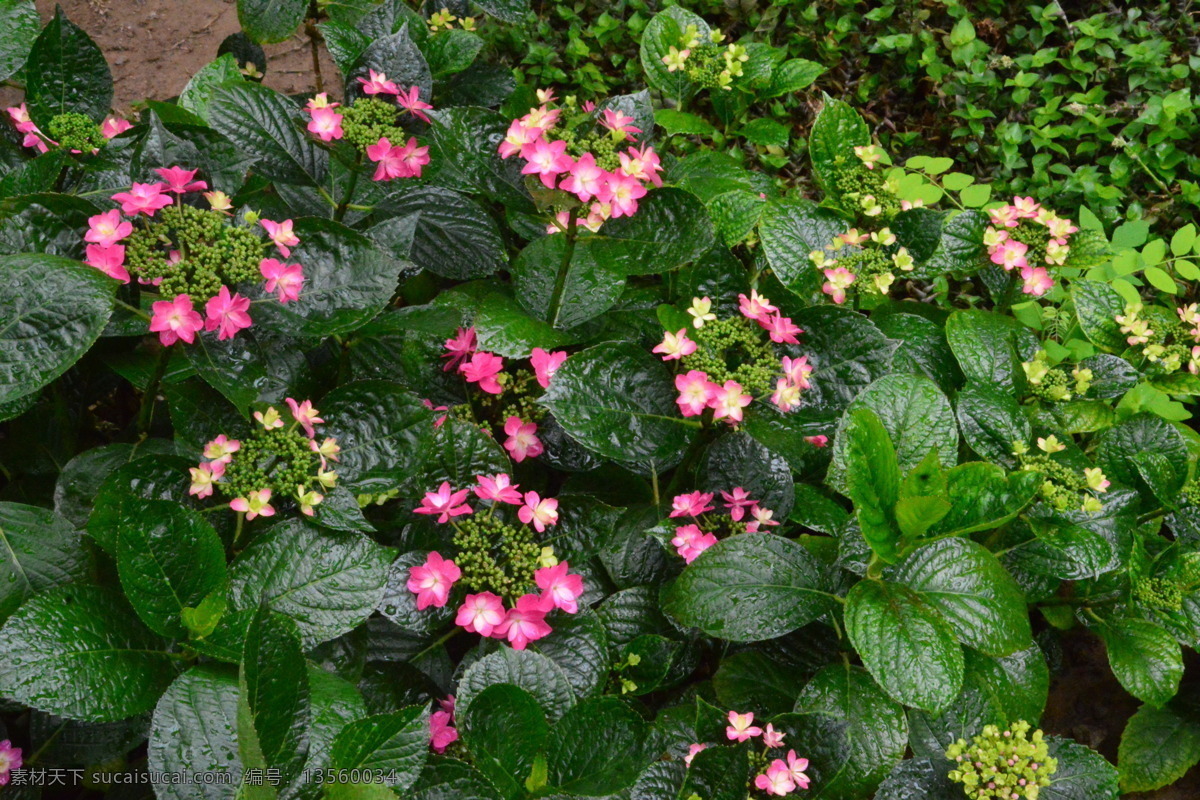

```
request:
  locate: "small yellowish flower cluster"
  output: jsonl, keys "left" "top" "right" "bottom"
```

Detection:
{"left": 946, "top": 721, "right": 1057, "bottom": 800}
{"left": 809, "top": 226, "right": 916, "bottom": 304}
{"left": 1021, "top": 350, "right": 1092, "bottom": 403}
{"left": 659, "top": 25, "right": 748, "bottom": 91}
{"left": 1116, "top": 302, "right": 1200, "bottom": 375}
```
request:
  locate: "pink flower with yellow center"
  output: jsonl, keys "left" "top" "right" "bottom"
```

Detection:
{"left": 988, "top": 205, "right": 1020, "bottom": 228}
{"left": 597, "top": 171, "right": 646, "bottom": 218}
{"left": 474, "top": 473, "right": 522, "bottom": 505}
{"left": 494, "top": 593, "right": 553, "bottom": 650}
{"left": 85, "top": 209, "right": 132, "bottom": 247}
{"left": 498, "top": 120, "right": 540, "bottom": 159}
{"left": 617, "top": 145, "right": 663, "bottom": 186}
{"left": 771, "top": 378, "right": 801, "bottom": 412}
{"left": 990, "top": 238, "right": 1028, "bottom": 271}
{"left": 530, "top": 347, "right": 568, "bottom": 388}
{"left": 518, "top": 491, "right": 559, "bottom": 532}
{"left": 1011, "top": 196, "right": 1041, "bottom": 218}
{"left": 1021, "top": 265, "right": 1053, "bottom": 296}
{"left": 559, "top": 152, "right": 605, "bottom": 201}
{"left": 709, "top": 380, "right": 752, "bottom": 424}
{"left": 781, "top": 355, "right": 813, "bottom": 389}
{"left": 822, "top": 266, "right": 855, "bottom": 304}
{"left": 600, "top": 108, "right": 641, "bottom": 138}
{"left": 460, "top": 351, "right": 505, "bottom": 394}
{"left": 285, "top": 397, "right": 324, "bottom": 437}
{"left": 188, "top": 461, "right": 223, "bottom": 498}
{"left": 653, "top": 328, "right": 698, "bottom": 361}
{"left": 102, "top": 117, "right": 132, "bottom": 138}
{"left": 307, "top": 106, "right": 344, "bottom": 142}
{"left": 260, "top": 259, "right": 304, "bottom": 303}
{"left": 306, "top": 93, "right": 339, "bottom": 110}
{"left": 230, "top": 488, "right": 274, "bottom": 520}
{"left": 675, "top": 370, "right": 715, "bottom": 417}
{"left": 357, "top": 69, "right": 399, "bottom": 95}
{"left": 762, "top": 314, "right": 802, "bottom": 345}
{"left": 112, "top": 182, "right": 173, "bottom": 216}
{"left": 84, "top": 244, "right": 130, "bottom": 282}
{"left": 0, "top": 739, "right": 24, "bottom": 786}
{"left": 155, "top": 166, "right": 207, "bottom": 194}
{"left": 503, "top": 416, "right": 543, "bottom": 463}
{"left": 670, "top": 491, "right": 715, "bottom": 518}
{"left": 726, "top": 711, "right": 762, "bottom": 742}
{"left": 738, "top": 290, "right": 778, "bottom": 322}
{"left": 520, "top": 138, "right": 573, "bottom": 189}
{"left": 367, "top": 136, "right": 407, "bottom": 181}
{"left": 406, "top": 551, "right": 462, "bottom": 610}
{"left": 396, "top": 137, "right": 430, "bottom": 178}
{"left": 260, "top": 218, "right": 299, "bottom": 258}
{"left": 671, "top": 524, "right": 718, "bottom": 564}
{"left": 397, "top": 86, "right": 433, "bottom": 123}
{"left": 203, "top": 286, "right": 252, "bottom": 341}
{"left": 456, "top": 592, "right": 505, "bottom": 636}
{"left": 149, "top": 294, "right": 204, "bottom": 346}
{"left": 754, "top": 761, "right": 796, "bottom": 797}
{"left": 535, "top": 562, "right": 584, "bottom": 613}
{"left": 414, "top": 482, "right": 473, "bottom": 523}
{"left": 204, "top": 435, "right": 240, "bottom": 463}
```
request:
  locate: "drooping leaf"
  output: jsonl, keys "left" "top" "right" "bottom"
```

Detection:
{"left": 24, "top": 8, "right": 113, "bottom": 125}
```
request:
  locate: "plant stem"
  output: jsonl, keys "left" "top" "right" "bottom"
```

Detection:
{"left": 334, "top": 155, "right": 363, "bottom": 223}
{"left": 306, "top": 11, "right": 324, "bottom": 94}
{"left": 137, "top": 347, "right": 172, "bottom": 435}
{"left": 546, "top": 210, "right": 579, "bottom": 327}
{"left": 409, "top": 626, "right": 462, "bottom": 664}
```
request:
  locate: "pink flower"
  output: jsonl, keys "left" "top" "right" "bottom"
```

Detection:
{"left": 1021, "top": 265, "right": 1053, "bottom": 296}
{"left": 990, "top": 238, "right": 1028, "bottom": 271}
{"left": 155, "top": 166, "right": 207, "bottom": 194}
{"left": 520, "top": 138, "right": 573, "bottom": 189}
{"left": 710, "top": 380, "right": 752, "bottom": 424}
{"left": 474, "top": 473, "right": 523, "bottom": 505}
{"left": 597, "top": 171, "right": 646, "bottom": 218}
{"left": 84, "top": 243, "right": 130, "bottom": 282}
{"left": 285, "top": 397, "right": 324, "bottom": 437}
{"left": 498, "top": 120, "right": 541, "bottom": 159}
{"left": 738, "top": 290, "right": 778, "bottom": 322}
{"left": 503, "top": 417, "right": 544, "bottom": 462}
{"left": 530, "top": 348, "right": 568, "bottom": 388}
{"left": 617, "top": 146, "right": 663, "bottom": 187}
{"left": 230, "top": 488, "right": 275, "bottom": 520}
{"left": 442, "top": 327, "right": 477, "bottom": 371}
{"left": 559, "top": 153, "right": 606, "bottom": 201}
{"left": 675, "top": 370, "right": 716, "bottom": 417}
{"left": 204, "top": 434, "right": 240, "bottom": 463}
{"left": 653, "top": 329, "right": 697, "bottom": 361}
{"left": 456, "top": 592, "right": 506, "bottom": 636}
{"left": 112, "top": 182, "right": 173, "bottom": 216}
{"left": 600, "top": 108, "right": 642, "bottom": 138}
{"left": 684, "top": 743, "right": 707, "bottom": 767}
{"left": 395, "top": 137, "right": 430, "bottom": 178}
{"left": 518, "top": 491, "right": 559, "bottom": 532}
{"left": 367, "top": 136, "right": 406, "bottom": 181}
{"left": 397, "top": 86, "right": 434, "bottom": 123}
{"left": 260, "top": 259, "right": 304, "bottom": 303}
{"left": 726, "top": 711, "right": 762, "bottom": 742}
{"left": 358, "top": 69, "right": 399, "bottom": 95}
{"left": 310, "top": 437, "right": 340, "bottom": 467}
{"left": 85, "top": 209, "right": 133, "bottom": 246}
{"left": 306, "top": 93, "right": 339, "bottom": 111}
{"left": 671, "top": 524, "right": 718, "bottom": 564}
{"left": 307, "top": 106, "right": 344, "bottom": 141}
{"left": 781, "top": 356, "right": 813, "bottom": 389}
{"left": 721, "top": 487, "right": 756, "bottom": 521}
{"left": 771, "top": 378, "right": 801, "bottom": 412}
{"left": 460, "top": 351, "right": 505, "bottom": 394}
{"left": 261, "top": 218, "right": 299, "bottom": 258}
{"left": 406, "top": 551, "right": 462, "bottom": 610}
{"left": 0, "top": 739, "right": 23, "bottom": 786}
{"left": 521, "top": 105, "right": 560, "bottom": 132}
{"left": 746, "top": 505, "right": 780, "bottom": 533}
{"left": 495, "top": 593, "right": 553, "bottom": 650}
{"left": 149, "top": 294, "right": 204, "bottom": 346}
{"left": 762, "top": 314, "right": 802, "bottom": 344}
{"left": 203, "top": 286, "right": 252, "bottom": 340}
{"left": 423, "top": 398, "right": 449, "bottom": 428}
{"left": 188, "top": 462, "right": 223, "bottom": 498}
{"left": 414, "top": 482, "right": 473, "bottom": 523}
{"left": 1012, "top": 196, "right": 1041, "bottom": 218}
{"left": 822, "top": 266, "right": 856, "bottom": 304}
{"left": 786, "top": 750, "right": 811, "bottom": 789}
{"left": 6, "top": 104, "right": 35, "bottom": 133}
{"left": 429, "top": 710, "right": 458, "bottom": 753}
{"left": 988, "top": 205, "right": 1020, "bottom": 228}
{"left": 762, "top": 723, "right": 786, "bottom": 749}
{"left": 754, "top": 760, "right": 796, "bottom": 797}
{"left": 670, "top": 491, "right": 714, "bottom": 518}
{"left": 536, "top": 562, "right": 584, "bottom": 614}
{"left": 805, "top": 435, "right": 829, "bottom": 448}
{"left": 101, "top": 117, "right": 133, "bottom": 138}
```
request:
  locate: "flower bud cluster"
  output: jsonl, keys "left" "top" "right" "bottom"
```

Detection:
{"left": 497, "top": 89, "right": 663, "bottom": 232}
{"left": 810, "top": 225, "right": 916, "bottom": 303}
{"left": 1117, "top": 302, "right": 1200, "bottom": 376}
{"left": 659, "top": 25, "right": 747, "bottom": 93}
{"left": 5, "top": 102, "right": 131, "bottom": 153}
{"left": 655, "top": 292, "right": 810, "bottom": 420}
{"left": 187, "top": 399, "right": 338, "bottom": 520}
{"left": 946, "top": 721, "right": 1057, "bottom": 800}
{"left": 1020, "top": 351, "right": 1092, "bottom": 403}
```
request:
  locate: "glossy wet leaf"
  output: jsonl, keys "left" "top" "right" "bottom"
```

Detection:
{"left": 24, "top": 7, "right": 112, "bottom": 125}
{"left": 149, "top": 665, "right": 243, "bottom": 800}
{"left": 0, "top": 502, "right": 88, "bottom": 625}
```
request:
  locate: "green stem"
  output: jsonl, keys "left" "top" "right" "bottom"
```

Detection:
{"left": 334, "top": 154, "right": 363, "bottom": 222}
{"left": 546, "top": 210, "right": 579, "bottom": 328}
{"left": 137, "top": 346, "right": 172, "bottom": 435}
{"left": 115, "top": 298, "right": 151, "bottom": 320}
{"left": 232, "top": 511, "right": 246, "bottom": 547}
{"left": 409, "top": 626, "right": 462, "bottom": 664}
{"left": 650, "top": 465, "right": 660, "bottom": 512}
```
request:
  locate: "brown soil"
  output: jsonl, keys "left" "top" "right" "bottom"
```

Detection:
{"left": 4, "top": 0, "right": 338, "bottom": 113}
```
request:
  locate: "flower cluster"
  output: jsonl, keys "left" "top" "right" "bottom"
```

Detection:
{"left": 82, "top": 167, "right": 304, "bottom": 346}
{"left": 498, "top": 89, "right": 663, "bottom": 231}
{"left": 303, "top": 74, "right": 431, "bottom": 182}
{"left": 809, "top": 226, "right": 916, "bottom": 303}
{"left": 1021, "top": 350, "right": 1093, "bottom": 403}
{"left": 655, "top": 293, "right": 810, "bottom": 421}
{"left": 984, "top": 197, "right": 1078, "bottom": 297}
{"left": 1013, "top": 435, "right": 1110, "bottom": 514}
{"left": 946, "top": 721, "right": 1057, "bottom": 800}
{"left": 683, "top": 712, "right": 809, "bottom": 797}
{"left": 429, "top": 696, "right": 458, "bottom": 753}
{"left": 1116, "top": 302, "right": 1200, "bottom": 376}
{"left": 668, "top": 488, "right": 780, "bottom": 563}
{"left": 659, "top": 25, "right": 749, "bottom": 92}
{"left": 407, "top": 476, "right": 584, "bottom": 650}
{"left": 0, "top": 740, "right": 22, "bottom": 787}
{"left": 6, "top": 103, "right": 131, "bottom": 153}
{"left": 440, "top": 326, "right": 568, "bottom": 463}
{"left": 427, "top": 6, "right": 476, "bottom": 32}
{"left": 187, "top": 399, "right": 338, "bottom": 520}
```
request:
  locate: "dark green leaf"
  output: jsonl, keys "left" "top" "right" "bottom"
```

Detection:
{"left": 24, "top": 8, "right": 112, "bottom": 125}
{"left": 241, "top": 609, "right": 309, "bottom": 779}
{"left": 945, "top": 309, "right": 1037, "bottom": 392}
{"left": 237, "top": 0, "right": 307, "bottom": 43}
{"left": 512, "top": 234, "right": 625, "bottom": 329}
{"left": 456, "top": 648, "right": 576, "bottom": 723}
{"left": 790, "top": 305, "right": 897, "bottom": 413}
{"left": 1117, "top": 703, "right": 1200, "bottom": 793}
{"left": 1098, "top": 617, "right": 1182, "bottom": 707}
{"left": 585, "top": 188, "right": 716, "bottom": 276}
{"left": 149, "top": 666, "right": 243, "bottom": 800}
{"left": 462, "top": 685, "right": 548, "bottom": 799}
{"left": 348, "top": 23, "right": 432, "bottom": 100}
{"left": 956, "top": 383, "right": 1031, "bottom": 468}
{"left": 329, "top": 708, "right": 428, "bottom": 794}
{"left": 0, "top": 0, "right": 39, "bottom": 81}
{"left": 1072, "top": 281, "right": 1128, "bottom": 353}
{"left": 378, "top": 187, "right": 506, "bottom": 279}
{"left": 545, "top": 697, "right": 654, "bottom": 796}
{"left": 209, "top": 83, "right": 329, "bottom": 186}
{"left": 759, "top": 198, "right": 848, "bottom": 294}
{"left": 320, "top": 380, "right": 435, "bottom": 493}
{"left": 0, "top": 502, "right": 88, "bottom": 624}
{"left": 639, "top": 8, "right": 708, "bottom": 101}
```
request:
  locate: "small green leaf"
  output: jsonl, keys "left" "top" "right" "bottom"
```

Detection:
{"left": 1118, "top": 703, "right": 1200, "bottom": 793}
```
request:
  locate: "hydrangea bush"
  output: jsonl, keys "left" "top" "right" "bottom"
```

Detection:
{"left": 1, "top": 2, "right": 1200, "bottom": 799}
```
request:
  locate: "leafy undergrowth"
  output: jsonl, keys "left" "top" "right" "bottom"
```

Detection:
{"left": 0, "top": 2, "right": 1199, "bottom": 800}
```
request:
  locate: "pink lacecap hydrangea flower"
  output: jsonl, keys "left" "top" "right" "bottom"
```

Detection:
{"left": 460, "top": 351, "right": 505, "bottom": 394}
{"left": 535, "top": 562, "right": 584, "bottom": 614}
{"left": 530, "top": 347, "right": 568, "bottom": 389}
{"left": 414, "top": 482, "right": 473, "bottom": 523}
{"left": 503, "top": 416, "right": 543, "bottom": 463}
{"left": 260, "top": 259, "right": 305, "bottom": 304}
{"left": 406, "top": 551, "right": 462, "bottom": 610}
{"left": 474, "top": 473, "right": 523, "bottom": 505}
{"left": 149, "top": 294, "right": 204, "bottom": 346}
{"left": 203, "top": 286, "right": 252, "bottom": 341}
{"left": 518, "top": 491, "right": 558, "bottom": 532}
{"left": 456, "top": 591, "right": 505, "bottom": 636}
{"left": 494, "top": 593, "right": 552, "bottom": 649}
{"left": 112, "top": 182, "right": 173, "bottom": 216}
{"left": 0, "top": 739, "right": 24, "bottom": 786}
